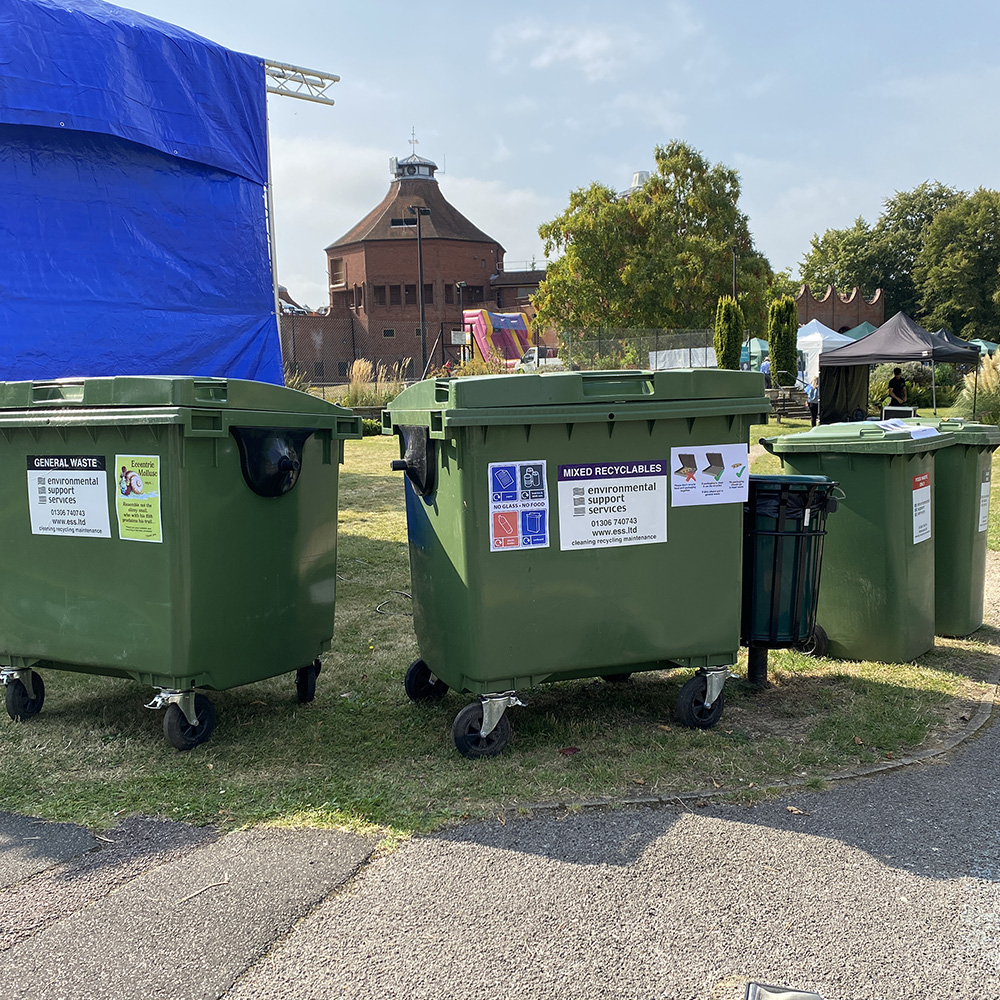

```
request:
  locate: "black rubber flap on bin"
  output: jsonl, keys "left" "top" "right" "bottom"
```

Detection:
{"left": 231, "top": 426, "right": 315, "bottom": 497}
{"left": 391, "top": 425, "right": 436, "bottom": 496}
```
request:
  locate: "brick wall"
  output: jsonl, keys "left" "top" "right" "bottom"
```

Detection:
{"left": 795, "top": 284, "right": 884, "bottom": 332}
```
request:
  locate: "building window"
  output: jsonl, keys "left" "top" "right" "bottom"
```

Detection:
{"left": 389, "top": 285, "right": 401, "bottom": 306}
{"left": 389, "top": 217, "right": 416, "bottom": 228}
{"left": 383, "top": 328, "right": 395, "bottom": 338}
{"left": 415, "top": 327, "right": 423, "bottom": 338}
{"left": 466, "top": 285, "right": 485, "bottom": 303}
{"left": 313, "top": 361, "right": 325, "bottom": 380}
{"left": 337, "top": 361, "right": 350, "bottom": 377}
{"left": 373, "top": 285, "right": 386, "bottom": 307}
{"left": 444, "top": 283, "right": 454, "bottom": 304}
{"left": 330, "top": 258, "right": 346, "bottom": 288}
{"left": 353, "top": 284, "right": 363, "bottom": 311}
{"left": 423, "top": 283, "right": 434, "bottom": 305}
{"left": 404, "top": 284, "right": 417, "bottom": 305}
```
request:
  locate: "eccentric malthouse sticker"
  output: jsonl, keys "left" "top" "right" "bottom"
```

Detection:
{"left": 115, "top": 454, "right": 162, "bottom": 543}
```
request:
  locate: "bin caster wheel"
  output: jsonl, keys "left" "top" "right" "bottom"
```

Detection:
{"left": 452, "top": 702, "right": 511, "bottom": 759}
{"left": 677, "top": 675, "right": 725, "bottom": 729}
{"left": 296, "top": 660, "right": 322, "bottom": 703}
{"left": 163, "top": 694, "right": 216, "bottom": 751}
{"left": 5, "top": 673, "right": 45, "bottom": 721}
{"left": 404, "top": 659, "right": 449, "bottom": 702}
{"left": 796, "top": 624, "right": 829, "bottom": 658}
{"left": 602, "top": 672, "right": 632, "bottom": 683}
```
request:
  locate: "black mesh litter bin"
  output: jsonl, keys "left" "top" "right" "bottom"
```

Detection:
{"left": 742, "top": 475, "right": 839, "bottom": 680}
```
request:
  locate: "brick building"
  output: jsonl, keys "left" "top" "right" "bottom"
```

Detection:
{"left": 795, "top": 284, "right": 884, "bottom": 332}
{"left": 281, "top": 153, "right": 544, "bottom": 382}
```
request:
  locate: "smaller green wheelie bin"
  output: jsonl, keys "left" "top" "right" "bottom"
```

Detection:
{"left": 901, "top": 417, "right": 1000, "bottom": 636}
{"left": 763, "top": 421, "right": 955, "bottom": 663}
{"left": 386, "top": 369, "right": 770, "bottom": 757}
{"left": 0, "top": 376, "right": 361, "bottom": 749}
{"left": 741, "top": 475, "right": 840, "bottom": 685}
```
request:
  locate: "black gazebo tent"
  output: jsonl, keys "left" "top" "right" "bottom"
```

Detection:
{"left": 817, "top": 311, "right": 979, "bottom": 422}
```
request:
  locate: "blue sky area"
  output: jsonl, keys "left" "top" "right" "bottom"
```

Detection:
{"left": 119, "top": 0, "right": 1000, "bottom": 308}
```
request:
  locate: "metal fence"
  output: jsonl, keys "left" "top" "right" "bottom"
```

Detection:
{"left": 280, "top": 315, "right": 717, "bottom": 385}
{"left": 558, "top": 329, "right": 716, "bottom": 371}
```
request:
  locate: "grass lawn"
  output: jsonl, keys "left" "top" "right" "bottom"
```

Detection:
{"left": 1, "top": 419, "right": 997, "bottom": 840}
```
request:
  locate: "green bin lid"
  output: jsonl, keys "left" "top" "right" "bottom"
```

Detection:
{"left": 394, "top": 369, "right": 766, "bottom": 409}
{"left": 764, "top": 420, "right": 956, "bottom": 455}
{"left": 901, "top": 416, "right": 1000, "bottom": 447}
{"left": 749, "top": 474, "right": 836, "bottom": 490}
{"left": 0, "top": 376, "right": 352, "bottom": 417}
{"left": 386, "top": 369, "right": 770, "bottom": 431}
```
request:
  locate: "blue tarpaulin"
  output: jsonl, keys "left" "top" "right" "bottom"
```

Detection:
{"left": 0, "top": 0, "right": 283, "bottom": 383}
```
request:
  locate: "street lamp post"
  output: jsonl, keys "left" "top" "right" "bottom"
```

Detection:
{"left": 456, "top": 280, "right": 467, "bottom": 363}
{"left": 408, "top": 205, "right": 430, "bottom": 373}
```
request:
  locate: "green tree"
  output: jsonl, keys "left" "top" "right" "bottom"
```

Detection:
{"left": 713, "top": 296, "right": 744, "bottom": 370}
{"left": 533, "top": 141, "right": 773, "bottom": 338}
{"left": 914, "top": 188, "right": 1000, "bottom": 339}
{"left": 767, "top": 296, "right": 798, "bottom": 387}
{"left": 799, "top": 182, "right": 961, "bottom": 317}
{"left": 799, "top": 216, "right": 877, "bottom": 298}
{"left": 871, "top": 181, "right": 960, "bottom": 317}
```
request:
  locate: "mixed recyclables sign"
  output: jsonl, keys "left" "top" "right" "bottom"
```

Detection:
{"left": 488, "top": 446, "right": 749, "bottom": 552}
{"left": 27, "top": 454, "right": 162, "bottom": 543}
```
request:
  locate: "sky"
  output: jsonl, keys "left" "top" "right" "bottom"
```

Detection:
{"left": 118, "top": 0, "right": 1000, "bottom": 310}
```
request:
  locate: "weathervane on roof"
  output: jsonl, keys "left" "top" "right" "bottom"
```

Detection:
{"left": 409, "top": 127, "right": 419, "bottom": 153}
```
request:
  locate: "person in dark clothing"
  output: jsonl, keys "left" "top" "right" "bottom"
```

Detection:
{"left": 888, "top": 367, "right": 907, "bottom": 406}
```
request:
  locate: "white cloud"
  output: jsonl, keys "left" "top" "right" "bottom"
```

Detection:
{"left": 269, "top": 137, "right": 391, "bottom": 305}
{"left": 603, "top": 90, "right": 687, "bottom": 134}
{"left": 438, "top": 175, "right": 559, "bottom": 267}
{"left": 490, "top": 2, "right": 702, "bottom": 83}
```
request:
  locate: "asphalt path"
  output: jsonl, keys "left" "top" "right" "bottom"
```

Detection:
{"left": 6, "top": 710, "right": 995, "bottom": 1000}
{"left": 222, "top": 716, "right": 1000, "bottom": 1000}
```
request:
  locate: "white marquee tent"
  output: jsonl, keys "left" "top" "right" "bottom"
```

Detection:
{"left": 797, "top": 320, "right": 855, "bottom": 382}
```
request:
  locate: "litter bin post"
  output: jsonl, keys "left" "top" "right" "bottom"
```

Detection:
{"left": 764, "top": 422, "right": 954, "bottom": 663}
{"left": 386, "top": 369, "right": 770, "bottom": 756}
{"left": 0, "top": 376, "right": 361, "bottom": 748}
{"left": 902, "top": 417, "right": 1000, "bottom": 636}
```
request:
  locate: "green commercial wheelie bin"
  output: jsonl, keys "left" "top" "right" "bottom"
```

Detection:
{"left": 385, "top": 369, "right": 770, "bottom": 757}
{"left": 763, "top": 421, "right": 955, "bottom": 663}
{"left": 901, "top": 417, "right": 1000, "bottom": 636}
{"left": 0, "top": 376, "right": 361, "bottom": 749}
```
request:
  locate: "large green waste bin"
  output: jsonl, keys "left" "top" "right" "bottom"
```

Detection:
{"left": 385, "top": 369, "right": 770, "bottom": 756}
{"left": 763, "top": 421, "right": 955, "bottom": 662}
{"left": 901, "top": 417, "right": 1000, "bottom": 636}
{"left": 0, "top": 376, "right": 361, "bottom": 748}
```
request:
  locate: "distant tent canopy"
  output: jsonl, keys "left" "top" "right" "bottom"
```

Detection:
{"left": 739, "top": 337, "right": 769, "bottom": 371}
{"left": 0, "top": 0, "right": 282, "bottom": 383}
{"left": 817, "top": 312, "right": 979, "bottom": 422}
{"left": 842, "top": 321, "right": 877, "bottom": 340}
{"left": 970, "top": 338, "right": 1000, "bottom": 356}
